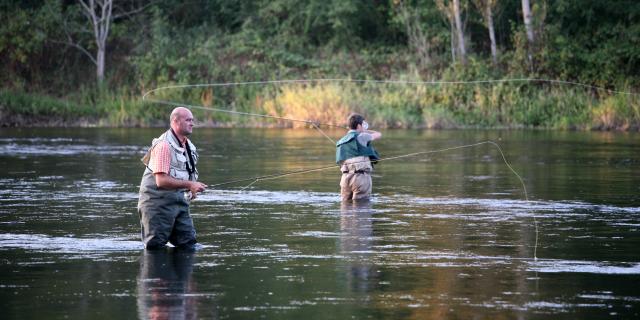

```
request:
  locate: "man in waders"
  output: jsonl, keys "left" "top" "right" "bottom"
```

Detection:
{"left": 336, "top": 113, "right": 382, "bottom": 201}
{"left": 138, "top": 107, "right": 207, "bottom": 250}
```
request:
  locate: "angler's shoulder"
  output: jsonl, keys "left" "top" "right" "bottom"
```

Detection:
{"left": 363, "top": 131, "right": 382, "bottom": 140}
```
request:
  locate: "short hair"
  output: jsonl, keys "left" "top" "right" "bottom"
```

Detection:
{"left": 170, "top": 107, "right": 187, "bottom": 123}
{"left": 347, "top": 113, "right": 365, "bottom": 130}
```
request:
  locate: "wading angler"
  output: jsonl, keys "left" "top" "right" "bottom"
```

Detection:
{"left": 137, "top": 107, "right": 207, "bottom": 250}
{"left": 336, "top": 113, "right": 382, "bottom": 201}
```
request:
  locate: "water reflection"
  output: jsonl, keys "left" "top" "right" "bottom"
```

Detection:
{"left": 339, "top": 200, "right": 377, "bottom": 294}
{"left": 137, "top": 249, "right": 198, "bottom": 320}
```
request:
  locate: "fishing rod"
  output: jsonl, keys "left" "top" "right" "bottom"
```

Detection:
{"left": 206, "top": 140, "right": 526, "bottom": 199}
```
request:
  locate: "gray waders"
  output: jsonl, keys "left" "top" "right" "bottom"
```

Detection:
{"left": 138, "top": 169, "right": 196, "bottom": 249}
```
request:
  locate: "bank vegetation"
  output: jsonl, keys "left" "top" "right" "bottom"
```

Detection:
{"left": 1, "top": 0, "right": 639, "bottom": 129}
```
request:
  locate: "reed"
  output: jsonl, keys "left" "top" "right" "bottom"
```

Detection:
{"left": 591, "top": 94, "right": 640, "bottom": 131}
{"left": 2, "top": 80, "right": 639, "bottom": 130}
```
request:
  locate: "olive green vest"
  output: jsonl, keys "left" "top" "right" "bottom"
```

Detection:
{"left": 335, "top": 131, "right": 380, "bottom": 164}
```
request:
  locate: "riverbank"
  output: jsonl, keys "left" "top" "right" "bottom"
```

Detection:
{"left": 2, "top": 84, "right": 639, "bottom": 130}
{"left": 4, "top": 1, "right": 640, "bottom": 132}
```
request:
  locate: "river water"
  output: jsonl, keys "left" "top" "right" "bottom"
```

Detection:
{"left": 0, "top": 128, "right": 638, "bottom": 319}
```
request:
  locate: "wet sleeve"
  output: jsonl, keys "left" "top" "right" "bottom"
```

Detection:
{"left": 150, "top": 141, "right": 171, "bottom": 174}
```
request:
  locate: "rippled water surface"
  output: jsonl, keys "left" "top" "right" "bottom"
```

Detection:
{"left": 1, "top": 128, "right": 639, "bottom": 319}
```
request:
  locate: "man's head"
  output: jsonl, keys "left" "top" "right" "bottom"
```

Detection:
{"left": 347, "top": 113, "right": 365, "bottom": 130}
{"left": 170, "top": 107, "right": 195, "bottom": 137}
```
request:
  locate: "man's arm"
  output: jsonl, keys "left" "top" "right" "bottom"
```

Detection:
{"left": 155, "top": 173, "right": 207, "bottom": 199}
{"left": 365, "top": 130, "right": 382, "bottom": 140}
{"left": 149, "top": 140, "right": 206, "bottom": 199}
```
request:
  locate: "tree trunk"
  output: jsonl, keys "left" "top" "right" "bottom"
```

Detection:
{"left": 450, "top": 24, "right": 457, "bottom": 63}
{"left": 69, "top": 0, "right": 148, "bottom": 85}
{"left": 521, "top": 0, "right": 534, "bottom": 44}
{"left": 521, "top": 0, "right": 534, "bottom": 69}
{"left": 79, "top": 0, "right": 112, "bottom": 84}
{"left": 97, "top": 46, "right": 105, "bottom": 83}
{"left": 486, "top": 4, "right": 497, "bottom": 64}
{"left": 453, "top": 0, "right": 466, "bottom": 64}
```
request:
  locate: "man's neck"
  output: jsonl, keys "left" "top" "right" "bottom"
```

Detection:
{"left": 170, "top": 128, "right": 187, "bottom": 146}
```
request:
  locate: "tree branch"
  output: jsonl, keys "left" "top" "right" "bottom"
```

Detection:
{"left": 77, "top": 0, "right": 92, "bottom": 15}
{"left": 56, "top": 17, "right": 98, "bottom": 66}
{"left": 112, "top": 1, "right": 157, "bottom": 20}
{"left": 49, "top": 39, "right": 98, "bottom": 66}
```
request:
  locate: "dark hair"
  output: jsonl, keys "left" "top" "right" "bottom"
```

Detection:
{"left": 347, "top": 113, "right": 365, "bottom": 130}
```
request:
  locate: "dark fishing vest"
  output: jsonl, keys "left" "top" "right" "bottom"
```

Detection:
{"left": 335, "top": 131, "right": 380, "bottom": 164}
{"left": 138, "top": 130, "right": 199, "bottom": 207}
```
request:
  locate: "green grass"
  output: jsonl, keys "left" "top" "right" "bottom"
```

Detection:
{"left": 0, "top": 89, "right": 97, "bottom": 118}
{"left": 2, "top": 81, "right": 639, "bottom": 130}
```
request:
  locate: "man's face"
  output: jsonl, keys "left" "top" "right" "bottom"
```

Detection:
{"left": 175, "top": 110, "right": 195, "bottom": 136}
{"left": 356, "top": 120, "right": 367, "bottom": 133}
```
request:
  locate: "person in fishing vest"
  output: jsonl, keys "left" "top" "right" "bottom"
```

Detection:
{"left": 138, "top": 107, "right": 207, "bottom": 250}
{"left": 336, "top": 113, "right": 381, "bottom": 201}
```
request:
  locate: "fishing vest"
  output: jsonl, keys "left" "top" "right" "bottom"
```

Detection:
{"left": 139, "top": 129, "right": 199, "bottom": 189}
{"left": 335, "top": 131, "right": 380, "bottom": 165}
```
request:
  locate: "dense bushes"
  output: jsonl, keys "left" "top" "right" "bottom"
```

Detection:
{"left": 1, "top": 0, "right": 639, "bottom": 129}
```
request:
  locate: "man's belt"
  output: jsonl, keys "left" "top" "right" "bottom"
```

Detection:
{"left": 342, "top": 170, "right": 368, "bottom": 174}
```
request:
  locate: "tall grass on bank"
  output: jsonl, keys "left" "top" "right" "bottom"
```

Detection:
{"left": 262, "top": 83, "right": 351, "bottom": 127}
{"left": 591, "top": 94, "right": 640, "bottom": 131}
{"left": 0, "top": 89, "right": 100, "bottom": 126}
{"left": 2, "top": 81, "right": 639, "bottom": 130}
{"left": 254, "top": 81, "right": 639, "bottom": 130}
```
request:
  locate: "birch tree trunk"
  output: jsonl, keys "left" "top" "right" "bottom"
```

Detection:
{"left": 521, "top": 0, "right": 534, "bottom": 69}
{"left": 96, "top": 46, "right": 105, "bottom": 82}
{"left": 485, "top": 2, "right": 498, "bottom": 64}
{"left": 521, "top": 0, "right": 534, "bottom": 44}
{"left": 453, "top": 0, "right": 467, "bottom": 64}
{"left": 79, "top": 0, "right": 113, "bottom": 84}
{"left": 436, "top": 0, "right": 458, "bottom": 64}
{"left": 450, "top": 23, "right": 457, "bottom": 62}
{"left": 472, "top": 0, "right": 499, "bottom": 64}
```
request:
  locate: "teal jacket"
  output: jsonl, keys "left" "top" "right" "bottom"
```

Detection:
{"left": 335, "top": 131, "right": 380, "bottom": 164}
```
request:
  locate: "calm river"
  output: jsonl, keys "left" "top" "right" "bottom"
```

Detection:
{"left": 0, "top": 128, "right": 639, "bottom": 319}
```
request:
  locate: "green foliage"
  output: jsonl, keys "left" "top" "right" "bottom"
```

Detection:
{"left": 0, "top": 0, "right": 639, "bottom": 130}
{"left": 0, "top": 89, "right": 98, "bottom": 119}
{"left": 0, "top": 1, "right": 60, "bottom": 88}
{"left": 540, "top": 0, "right": 640, "bottom": 86}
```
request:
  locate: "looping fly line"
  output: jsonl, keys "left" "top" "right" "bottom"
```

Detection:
{"left": 143, "top": 77, "right": 640, "bottom": 100}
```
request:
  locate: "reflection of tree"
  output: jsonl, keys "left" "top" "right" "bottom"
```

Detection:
{"left": 339, "top": 200, "right": 377, "bottom": 294}
{"left": 136, "top": 249, "right": 198, "bottom": 320}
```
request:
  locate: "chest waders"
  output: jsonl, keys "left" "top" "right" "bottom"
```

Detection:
{"left": 336, "top": 132, "right": 380, "bottom": 201}
{"left": 137, "top": 129, "right": 199, "bottom": 249}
